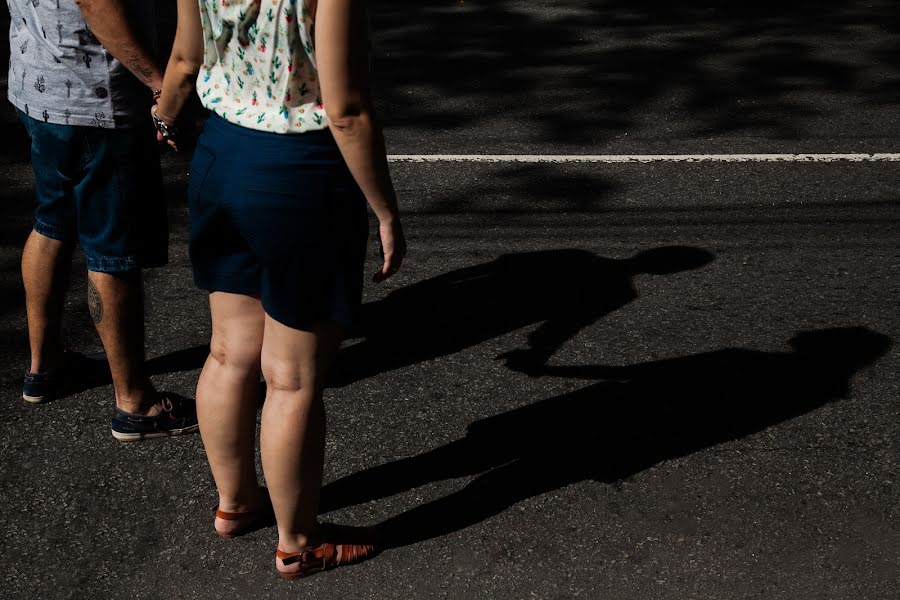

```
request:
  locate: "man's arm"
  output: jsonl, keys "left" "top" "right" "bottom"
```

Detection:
{"left": 75, "top": 0, "right": 163, "bottom": 90}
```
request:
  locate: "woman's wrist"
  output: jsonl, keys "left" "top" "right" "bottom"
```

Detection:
{"left": 151, "top": 103, "right": 177, "bottom": 126}
{"left": 376, "top": 208, "right": 402, "bottom": 226}
{"left": 151, "top": 104, "right": 181, "bottom": 142}
{"left": 373, "top": 190, "right": 401, "bottom": 223}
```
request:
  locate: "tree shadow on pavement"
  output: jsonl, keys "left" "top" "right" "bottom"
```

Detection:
{"left": 371, "top": 0, "right": 900, "bottom": 144}
{"left": 318, "top": 326, "right": 891, "bottom": 549}
{"left": 332, "top": 246, "right": 714, "bottom": 386}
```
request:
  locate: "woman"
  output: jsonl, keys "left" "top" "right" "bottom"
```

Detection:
{"left": 153, "top": 0, "right": 406, "bottom": 579}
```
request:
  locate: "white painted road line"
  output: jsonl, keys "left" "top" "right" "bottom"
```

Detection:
{"left": 387, "top": 153, "right": 900, "bottom": 163}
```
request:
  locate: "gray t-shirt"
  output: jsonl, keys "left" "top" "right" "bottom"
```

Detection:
{"left": 6, "top": 0, "right": 158, "bottom": 128}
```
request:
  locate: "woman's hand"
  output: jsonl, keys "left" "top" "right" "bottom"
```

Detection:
{"left": 151, "top": 104, "right": 181, "bottom": 150}
{"left": 373, "top": 217, "right": 406, "bottom": 282}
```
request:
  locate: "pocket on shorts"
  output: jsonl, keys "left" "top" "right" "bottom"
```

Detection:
{"left": 187, "top": 142, "right": 217, "bottom": 208}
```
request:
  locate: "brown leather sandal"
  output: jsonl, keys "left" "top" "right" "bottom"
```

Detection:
{"left": 275, "top": 525, "right": 378, "bottom": 579}
{"left": 214, "top": 495, "right": 275, "bottom": 539}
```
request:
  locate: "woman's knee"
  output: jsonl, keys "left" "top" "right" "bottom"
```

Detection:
{"left": 260, "top": 354, "right": 318, "bottom": 396}
{"left": 259, "top": 316, "right": 343, "bottom": 398}
{"left": 209, "top": 330, "right": 263, "bottom": 371}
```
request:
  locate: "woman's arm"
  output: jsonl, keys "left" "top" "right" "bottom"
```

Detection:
{"left": 154, "top": 0, "right": 205, "bottom": 141}
{"left": 316, "top": 0, "right": 406, "bottom": 282}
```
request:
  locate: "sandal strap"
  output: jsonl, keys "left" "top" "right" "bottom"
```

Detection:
{"left": 275, "top": 526, "right": 378, "bottom": 577}
{"left": 338, "top": 542, "right": 374, "bottom": 564}
{"left": 214, "top": 503, "right": 272, "bottom": 521}
{"left": 215, "top": 507, "right": 251, "bottom": 521}
{"left": 277, "top": 545, "right": 331, "bottom": 571}
{"left": 214, "top": 492, "right": 273, "bottom": 521}
{"left": 277, "top": 543, "right": 374, "bottom": 572}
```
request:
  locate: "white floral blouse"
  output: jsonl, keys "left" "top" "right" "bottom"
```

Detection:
{"left": 197, "top": 0, "right": 328, "bottom": 133}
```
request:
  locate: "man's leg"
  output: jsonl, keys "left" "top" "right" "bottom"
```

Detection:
{"left": 74, "top": 124, "right": 195, "bottom": 440}
{"left": 17, "top": 110, "right": 78, "bottom": 387}
{"left": 86, "top": 269, "right": 159, "bottom": 415}
{"left": 22, "top": 230, "right": 74, "bottom": 375}
{"left": 93, "top": 264, "right": 198, "bottom": 441}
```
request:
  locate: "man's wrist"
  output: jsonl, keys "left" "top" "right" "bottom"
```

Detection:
{"left": 147, "top": 75, "right": 165, "bottom": 94}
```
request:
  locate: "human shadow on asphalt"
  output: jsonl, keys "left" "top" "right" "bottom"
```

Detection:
{"left": 319, "top": 326, "right": 891, "bottom": 549}
{"left": 143, "top": 246, "right": 716, "bottom": 383}
{"left": 331, "top": 246, "right": 715, "bottom": 386}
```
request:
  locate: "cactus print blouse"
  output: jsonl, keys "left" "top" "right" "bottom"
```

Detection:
{"left": 197, "top": 0, "right": 327, "bottom": 133}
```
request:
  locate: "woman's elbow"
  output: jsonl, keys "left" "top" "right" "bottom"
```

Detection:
{"left": 324, "top": 102, "right": 370, "bottom": 131}
{"left": 172, "top": 55, "right": 202, "bottom": 78}
{"left": 170, "top": 37, "right": 205, "bottom": 77}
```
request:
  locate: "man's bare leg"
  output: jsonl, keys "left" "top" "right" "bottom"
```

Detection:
{"left": 87, "top": 270, "right": 159, "bottom": 415}
{"left": 22, "top": 230, "right": 74, "bottom": 374}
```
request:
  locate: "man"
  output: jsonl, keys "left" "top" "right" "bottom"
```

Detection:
{"left": 7, "top": 0, "right": 198, "bottom": 440}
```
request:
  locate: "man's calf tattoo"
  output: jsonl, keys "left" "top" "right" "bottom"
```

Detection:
{"left": 88, "top": 278, "right": 103, "bottom": 324}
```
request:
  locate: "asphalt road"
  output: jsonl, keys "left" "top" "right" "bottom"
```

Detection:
{"left": 1, "top": 2, "right": 899, "bottom": 599}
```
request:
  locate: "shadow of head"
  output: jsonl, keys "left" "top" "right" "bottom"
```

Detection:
{"left": 790, "top": 326, "right": 891, "bottom": 363}
{"left": 625, "top": 246, "right": 716, "bottom": 275}
{"left": 620, "top": 326, "right": 891, "bottom": 407}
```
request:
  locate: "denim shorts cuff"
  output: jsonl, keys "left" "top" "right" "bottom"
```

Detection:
{"left": 85, "top": 255, "right": 139, "bottom": 273}
{"left": 33, "top": 219, "right": 72, "bottom": 242}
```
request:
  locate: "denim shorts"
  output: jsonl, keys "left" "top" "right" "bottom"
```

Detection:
{"left": 188, "top": 114, "right": 369, "bottom": 330}
{"left": 18, "top": 110, "right": 168, "bottom": 272}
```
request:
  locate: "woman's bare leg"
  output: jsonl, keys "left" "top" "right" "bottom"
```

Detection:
{"left": 259, "top": 315, "right": 342, "bottom": 553}
{"left": 197, "top": 292, "right": 267, "bottom": 535}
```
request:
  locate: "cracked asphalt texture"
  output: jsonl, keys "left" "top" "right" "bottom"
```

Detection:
{"left": 1, "top": 2, "right": 898, "bottom": 599}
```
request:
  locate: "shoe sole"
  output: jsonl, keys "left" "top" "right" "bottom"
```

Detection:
{"left": 22, "top": 393, "right": 48, "bottom": 404}
{"left": 111, "top": 423, "right": 200, "bottom": 442}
